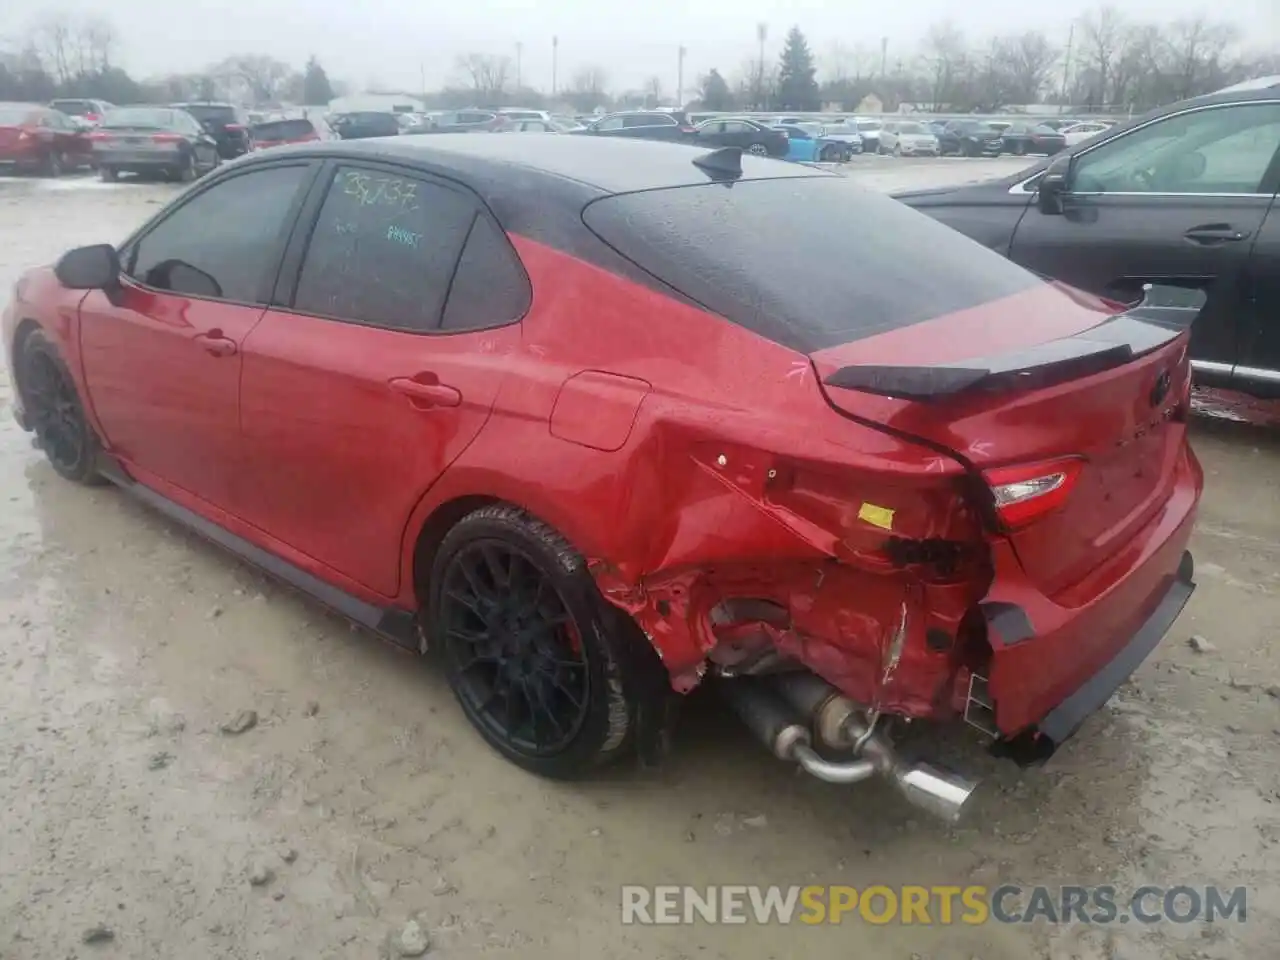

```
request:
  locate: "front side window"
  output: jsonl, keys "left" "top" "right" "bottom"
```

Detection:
{"left": 1072, "top": 102, "right": 1280, "bottom": 195}
{"left": 595, "top": 116, "right": 624, "bottom": 130}
{"left": 127, "top": 165, "right": 310, "bottom": 302}
{"left": 291, "top": 166, "right": 477, "bottom": 331}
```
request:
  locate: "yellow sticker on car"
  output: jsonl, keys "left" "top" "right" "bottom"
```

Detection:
{"left": 858, "top": 502, "right": 895, "bottom": 530}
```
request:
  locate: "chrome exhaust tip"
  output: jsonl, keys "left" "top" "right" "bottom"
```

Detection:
{"left": 892, "top": 763, "right": 979, "bottom": 824}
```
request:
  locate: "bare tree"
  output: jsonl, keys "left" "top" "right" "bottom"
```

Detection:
{"left": 36, "top": 13, "right": 74, "bottom": 84}
{"left": 642, "top": 75, "right": 663, "bottom": 106}
{"left": 564, "top": 65, "right": 609, "bottom": 111}
{"left": 214, "top": 54, "right": 293, "bottom": 104}
{"left": 1079, "top": 5, "right": 1126, "bottom": 106}
{"left": 82, "top": 18, "right": 116, "bottom": 73}
{"left": 919, "top": 21, "right": 970, "bottom": 111}
{"left": 994, "top": 31, "right": 1059, "bottom": 105}
{"left": 456, "top": 53, "right": 511, "bottom": 103}
{"left": 1165, "top": 17, "right": 1238, "bottom": 100}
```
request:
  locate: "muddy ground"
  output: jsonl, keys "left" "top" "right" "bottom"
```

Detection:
{"left": 1, "top": 160, "right": 1277, "bottom": 960}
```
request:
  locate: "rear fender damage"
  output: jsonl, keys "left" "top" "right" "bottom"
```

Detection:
{"left": 588, "top": 435, "right": 995, "bottom": 719}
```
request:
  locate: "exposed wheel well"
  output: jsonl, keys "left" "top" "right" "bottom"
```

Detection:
{"left": 410, "top": 494, "right": 501, "bottom": 608}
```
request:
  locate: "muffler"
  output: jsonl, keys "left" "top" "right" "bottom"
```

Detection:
{"left": 720, "top": 675, "right": 978, "bottom": 823}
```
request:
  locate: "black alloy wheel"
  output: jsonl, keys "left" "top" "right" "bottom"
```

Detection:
{"left": 430, "top": 505, "right": 642, "bottom": 778}
{"left": 20, "top": 332, "right": 104, "bottom": 484}
{"left": 747, "top": 142, "right": 769, "bottom": 156}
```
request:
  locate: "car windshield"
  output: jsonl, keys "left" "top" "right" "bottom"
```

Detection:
{"left": 793, "top": 123, "right": 822, "bottom": 136}
{"left": 179, "top": 104, "right": 237, "bottom": 123}
{"left": 583, "top": 176, "right": 1042, "bottom": 353}
{"left": 897, "top": 122, "right": 927, "bottom": 134}
{"left": 0, "top": 106, "right": 35, "bottom": 124}
{"left": 1033, "top": 124, "right": 1059, "bottom": 134}
{"left": 857, "top": 121, "right": 880, "bottom": 132}
{"left": 101, "top": 108, "right": 182, "bottom": 128}
{"left": 251, "top": 119, "right": 315, "bottom": 140}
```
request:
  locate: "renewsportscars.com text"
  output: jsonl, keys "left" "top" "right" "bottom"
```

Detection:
{"left": 620, "top": 884, "right": 1247, "bottom": 926}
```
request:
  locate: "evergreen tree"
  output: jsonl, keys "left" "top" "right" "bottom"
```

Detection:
{"left": 775, "top": 27, "right": 820, "bottom": 111}
{"left": 699, "top": 68, "right": 735, "bottom": 111}
{"left": 302, "top": 56, "right": 335, "bottom": 106}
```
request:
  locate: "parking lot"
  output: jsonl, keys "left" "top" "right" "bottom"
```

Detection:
{"left": 1, "top": 155, "right": 1278, "bottom": 960}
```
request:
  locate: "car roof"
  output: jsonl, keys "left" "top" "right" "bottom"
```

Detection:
{"left": 256, "top": 132, "right": 830, "bottom": 197}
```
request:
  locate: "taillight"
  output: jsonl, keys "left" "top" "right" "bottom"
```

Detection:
{"left": 85, "top": 113, "right": 99, "bottom": 123}
{"left": 89, "top": 131, "right": 112, "bottom": 141}
{"left": 983, "top": 457, "right": 1083, "bottom": 529}
{"left": 152, "top": 133, "right": 184, "bottom": 143}
{"left": 225, "top": 123, "right": 244, "bottom": 132}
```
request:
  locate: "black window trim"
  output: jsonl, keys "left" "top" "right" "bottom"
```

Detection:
{"left": 269, "top": 156, "right": 532, "bottom": 336}
{"left": 116, "top": 159, "right": 321, "bottom": 309}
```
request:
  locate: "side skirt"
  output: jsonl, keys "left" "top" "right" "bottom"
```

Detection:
{"left": 97, "top": 459, "right": 420, "bottom": 651}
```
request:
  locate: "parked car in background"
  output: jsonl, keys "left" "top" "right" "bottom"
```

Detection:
{"left": 573, "top": 111, "right": 693, "bottom": 143}
{"left": 500, "top": 118, "right": 581, "bottom": 133}
{"left": 332, "top": 111, "right": 403, "bottom": 139}
{"left": 49, "top": 98, "right": 114, "bottom": 127}
{"left": 497, "top": 108, "right": 552, "bottom": 124}
{"left": 249, "top": 117, "right": 328, "bottom": 150}
{"left": 852, "top": 118, "right": 883, "bottom": 152}
{"left": 91, "top": 106, "right": 221, "bottom": 182}
{"left": 816, "top": 122, "right": 863, "bottom": 154}
{"left": 925, "top": 120, "right": 949, "bottom": 138}
{"left": 6, "top": 135, "right": 1203, "bottom": 822}
{"left": 937, "top": 119, "right": 1004, "bottom": 156}
{"left": 878, "top": 120, "right": 940, "bottom": 157}
{"left": 773, "top": 123, "right": 849, "bottom": 162}
{"left": 169, "top": 102, "right": 251, "bottom": 158}
{"left": 0, "top": 102, "right": 93, "bottom": 175}
{"left": 1000, "top": 122, "right": 1067, "bottom": 156}
{"left": 429, "top": 110, "right": 502, "bottom": 133}
{"left": 896, "top": 84, "right": 1280, "bottom": 398}
{"left": 1061, "top": 120, "right": 1114, "bottom": 146}
{"left": 693, "top": 117, "right": 788, "bottom": 156}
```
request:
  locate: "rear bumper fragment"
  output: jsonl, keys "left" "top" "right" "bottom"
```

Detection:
{"left": 1037, "top": 550, "right": 1194, "bottom": 744}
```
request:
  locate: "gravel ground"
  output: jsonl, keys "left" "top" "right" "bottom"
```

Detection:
{"left": 1, "top": 159, "right": 1278, "bottom": 960}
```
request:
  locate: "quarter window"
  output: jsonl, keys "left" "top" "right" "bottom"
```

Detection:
{"left": 1072, "top": 102, "right": 1280, "bottom": 195}
{"left": 127, "top": 165, "right": 310, "bottom": 303}
{"left": 291, "top": 166, "right": 476, "bottom": 331}
{"left": 440, "top": 216, "right": 531, "bottom": 331}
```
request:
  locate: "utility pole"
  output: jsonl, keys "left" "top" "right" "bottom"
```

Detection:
{"left": 419, "top": 62, "right": 425, "bottom": 104}
{"left": 551, "top": 35, "right": 559, "bottom": 97}
{"left": 515, "top": 42, "right": 523, "bottom": 91}
{"left": 676, "top": 45, "right": 686, "bottom": 108}
{"left": 1060, "top": 21, "right": 1074, "bottom": 109}
{"left": 879, "top": 37, "right": 888, "bottom": 78}
{"left": 756, "top": 23, "right": 767, "bottom": 110}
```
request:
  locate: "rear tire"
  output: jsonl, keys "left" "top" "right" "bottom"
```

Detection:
{"left": 819, "top": 144, "right": 839, "bottom": 162}
{"left": 41, "top": 151, "right": 63, "bottom": 177}
{"left": 746, "top": 142, "right": 769, "bottom": 156}
{"left": 1013, "top": 142, "right": 1026, "bottom": 156}
{"left": 893, "top": 144, "right": 902, "bottom": 158}
{"left": 99, "top": 165, "right": 118, "bottom": 182}
{"left": 171, "top": 152, "right": 196, "bottom": 183}
{"left": 17, "top": 330, "right": 107, "bottom": 486}
{"left": 429, "top": 504, "right": 643, "bottom": 779}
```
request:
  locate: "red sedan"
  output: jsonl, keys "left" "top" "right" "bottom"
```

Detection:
{"left": 2, "top": 136, "right": 1201, "bottom": 821}
{"left": 0, "top": 101, "right": 93, "bottom": 175}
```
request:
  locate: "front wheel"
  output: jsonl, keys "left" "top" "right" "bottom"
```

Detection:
{"left": 746, "top": 142, "right": 769, "bottom": 156}
{"left": 1012, "top": 142, "right": 1026, "bottom": 156}
{"left": 892, "top": 144, "right": 902, "bottom": 158}
{"left": 430, "top": 505, "right": 642, "bottom": 779}
{"left": 99, "top": 165, "right": 118, "bottom": 182}
{"left": 819, "top": 144, "right": 839, "bottom": 162}
{"left": 170, "top": 152, "right": 196, "bottom": 182}
{"left": 41, "top": 151, "right": 64, "bottom": 177}
{"left": 18, "top": 330, "right": 106, "bottom": 485}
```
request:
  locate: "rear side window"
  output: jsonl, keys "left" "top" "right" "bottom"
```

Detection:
{"left": 582, "top": 177, "right": 1042, "bottom": 353}
{"left": 441, "top": 216, "right": 531, "bottom": 331}
{"left": 292, "top": 166, "right": 476, "bottom": 331}
{"left": 127, "top": 165, "right": 311, "bottom": 303}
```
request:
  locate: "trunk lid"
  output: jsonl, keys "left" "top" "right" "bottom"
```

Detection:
{"left": 810, "top": 284, "right": 1194, "bottom": 596}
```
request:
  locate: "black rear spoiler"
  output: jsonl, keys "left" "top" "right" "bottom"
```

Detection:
{"left": 823, "top": 304, "right": 1194, "bottom": 401}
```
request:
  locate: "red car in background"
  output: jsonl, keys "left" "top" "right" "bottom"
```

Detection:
{"left": 0, "top": 102, "right": 93, "bottom": 175}
{"left": 248, "top": 117, "right": 329, "bottom": 151}
{"left": 2, "top": 136, "right": 1201, "bottom": 824}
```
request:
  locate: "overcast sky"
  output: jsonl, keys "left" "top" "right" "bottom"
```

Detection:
{"left": 8, "top": 0, "right": 1279, "bottom": 93}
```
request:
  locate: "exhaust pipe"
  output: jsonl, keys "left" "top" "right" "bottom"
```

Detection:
{"left": 720, "top": 675, "right": 978, "bottom": 824}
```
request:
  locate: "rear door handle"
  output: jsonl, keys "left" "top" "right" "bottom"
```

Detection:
{"left": 388, "top": 376, "right": 462, "bottom": 408}
{"left": 1183, "top": 224, "right": 1251, "bottom": 245}
{"left": 194, "top": 330, "right": 237, "bottom": 357}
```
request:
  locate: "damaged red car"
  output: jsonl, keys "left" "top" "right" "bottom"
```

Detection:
{"left": 3, "top": 135, "right": 1201, "bottom": 822}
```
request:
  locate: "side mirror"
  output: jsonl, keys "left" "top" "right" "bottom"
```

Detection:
{"left": 1037, "top": 153, "right": 1073, "bottom": 215}
{"left": 54, "top": 244, "right": 120, "bottom": 290}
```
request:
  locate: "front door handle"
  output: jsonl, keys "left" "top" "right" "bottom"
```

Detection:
{"left": 389, "top": 376, "right": 462, "bottom": 408}
{"left": 1183, "top": 224, "right": 1251, "bottom": 245}
{"left": 194, "top": 331, "right": 237, "bottom": 357}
